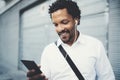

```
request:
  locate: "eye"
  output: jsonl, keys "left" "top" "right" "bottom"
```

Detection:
{"left": 53, "top": 23, "right": 58, "bottom": 27}
{"left": 61, "top": 20, "right": 69, "bottom": 25}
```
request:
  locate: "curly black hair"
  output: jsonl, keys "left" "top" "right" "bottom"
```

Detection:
{"left": 48, "top": 0, "right": 81, "bottom": 25}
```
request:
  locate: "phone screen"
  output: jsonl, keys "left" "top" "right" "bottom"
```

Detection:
{"left": 21, "top": 60, "right": 42, "bottom": 74}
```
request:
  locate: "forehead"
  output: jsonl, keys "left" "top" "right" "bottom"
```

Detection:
{"left": 51, "top": 8, "right": 73, "bottom": 22}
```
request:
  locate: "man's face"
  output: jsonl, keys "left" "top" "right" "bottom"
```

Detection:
{"left": 51, "top": 8, "right": 76, "bottom": 45}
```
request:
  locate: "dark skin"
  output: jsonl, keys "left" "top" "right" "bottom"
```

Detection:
{"left": 27, "top": 8, "right": 79, "bottom": 80}
{"left": 27, "top": 69, "right": 48, "bottom": 80}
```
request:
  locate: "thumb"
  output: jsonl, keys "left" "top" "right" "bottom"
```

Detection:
{"left": 37, "top": 64, "right": 41, "bottom": 68}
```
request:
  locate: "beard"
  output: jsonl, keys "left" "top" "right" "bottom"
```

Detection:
{"left": 58, "top": 29, "right": 74, "bottom": 44}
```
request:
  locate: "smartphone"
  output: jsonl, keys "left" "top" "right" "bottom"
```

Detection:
{"left": 21, "top": 60, "right": 42, "bottom": 74}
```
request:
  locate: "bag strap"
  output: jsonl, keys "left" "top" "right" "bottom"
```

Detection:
{"left": 55, "top": 42, "right": 85, "bottom": 80}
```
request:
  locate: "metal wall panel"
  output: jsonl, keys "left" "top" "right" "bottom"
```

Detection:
{"left": 76, "top": 0, "right": 108, "bottom": 50}
{"left": 108, "top": 0, "right": 120, "bottom": 79}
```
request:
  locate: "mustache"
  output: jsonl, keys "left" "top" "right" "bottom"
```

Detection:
{"left": 58, "top": 29, "right": 70, "bottom": 35}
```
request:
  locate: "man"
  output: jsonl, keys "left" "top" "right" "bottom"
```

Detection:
{"left": 27, "top": 0, "right": 115, "bottom": 80}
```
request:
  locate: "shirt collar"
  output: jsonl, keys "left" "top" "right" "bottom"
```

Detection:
{"left": 56, "top": 32, "right": 85, "bottom": 47}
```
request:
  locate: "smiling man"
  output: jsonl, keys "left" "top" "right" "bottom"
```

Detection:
{"left": 27, "top": 0, "right": 115, "bottom": 80}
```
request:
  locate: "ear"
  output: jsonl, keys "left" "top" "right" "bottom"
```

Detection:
{"left": 75, "top": 20, "right": 78, "bottom": 25}
{"left": 74, "top": 18, "right": 79, "bottom": 25}
{"left": 74, "top": 18, "right": 80, "bottom": 25}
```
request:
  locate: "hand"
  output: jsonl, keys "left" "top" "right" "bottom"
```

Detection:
{"left": 27, "top": 69, "right": 48, "bottom": 80}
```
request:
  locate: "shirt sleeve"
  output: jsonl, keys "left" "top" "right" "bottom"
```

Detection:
{"left": 95, "top": 42, "right": 115, "bottom": 80}
{"left": 40, "top": 47, "right": 51, "bottom": 79}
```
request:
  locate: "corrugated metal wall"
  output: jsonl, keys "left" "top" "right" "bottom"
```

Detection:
{"left": 108, "top": 0, "right": 120, "bottom": 79}
{"left": 76, "top": 0, "right": 108, "bottom": 49}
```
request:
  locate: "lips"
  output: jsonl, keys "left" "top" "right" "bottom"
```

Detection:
{"left": 59, "top": 31, "right": 69, "bottom": 37}
{"left": 59, "top": 32, "right": 69, "bottom": 41}
{"left": 58, "top": 29, "right": 70, "bottom": 42}
{"left": 61, "top": 32, "right": 68, "bottom": 36}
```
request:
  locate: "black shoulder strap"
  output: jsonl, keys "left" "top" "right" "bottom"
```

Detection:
{"left": 55, "top": 42, "right": 85, "bottom": 80}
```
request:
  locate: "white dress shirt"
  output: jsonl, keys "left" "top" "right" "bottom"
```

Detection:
{"left": 40, "top": 33, "right": 115, "bottom": 80}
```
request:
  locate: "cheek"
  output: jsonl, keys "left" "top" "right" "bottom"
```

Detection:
{"left": 68, "top": 23, "right": 75, "bottom": 31}
{"left": 69, "top": 25, "right": 75, "bottom": 33}
{"left": 55, "top": 27, "right": 59, "bottom": 33}
{"left": 64, "top": 25, "right": 74, "bottom": 32}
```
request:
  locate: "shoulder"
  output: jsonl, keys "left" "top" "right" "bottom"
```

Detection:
{"left": 81, "top": 34, "right": 103, "bottom": 46}
{"left": 41, "top": 42, "right": 60, "bottom": 64}
{"left": 81, "top": 34, "right": 105, "bottom": 54}
{"left": 41, "top": 42, "right": 58, "bottom": 57}
{"left": 44, "top": 42, "right": 57, "bottom": 51}
{"left": 81, "top": 34, "right": 106, "bottom": 58}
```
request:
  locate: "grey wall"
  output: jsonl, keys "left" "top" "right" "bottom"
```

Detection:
{"left": 0, "top": 16, "right": 2, "bottom": 60}
{"left": 0, "top": 0, "right": 38, "bottom": 70}
{"left": 0, "top": 3, "right": 19, "bottom": 69}
{"left": 108, "top": 0, "right": 120, "bottom": 79}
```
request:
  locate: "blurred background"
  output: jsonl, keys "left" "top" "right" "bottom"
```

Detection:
{"left": 0, "top": 0, "right": 120, "bottom": 80}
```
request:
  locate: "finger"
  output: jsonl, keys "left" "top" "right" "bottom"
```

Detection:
{"left": 29, "top": 74, "right": 43, "bottom": 80}
{"left": 45, "top": 78, "right": 48, "bottom": 80}
{"left": 39, "top": 73, "right": 48, "bottom": 80}
{"left": 27, "top": 77, "right": 33, "bottom": 80}
{"left": 27, "top": 69, "right": 36, "bottom": 77}
{"left": 37, "top": 65, "right": 41, "bottom": 68}
{"left": 29, "top": 73, "right": 46, "bottom": 80}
